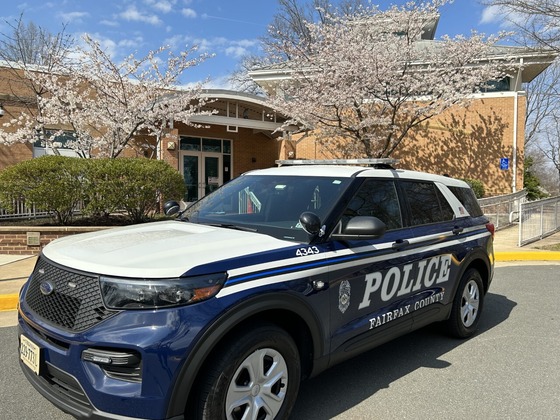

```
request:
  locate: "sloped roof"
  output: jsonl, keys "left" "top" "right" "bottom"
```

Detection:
{"left": 248, "top": 41, "right": 557, "bottom": 87}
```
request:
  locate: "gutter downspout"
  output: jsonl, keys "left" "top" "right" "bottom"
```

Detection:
{"left": 512, "top": 58, "right": 523, "bottom": 193}
{"left": 513, "top": 90, "right": 518, "bottom": 192}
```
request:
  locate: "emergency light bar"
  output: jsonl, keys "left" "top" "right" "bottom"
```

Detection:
{"left": 275, "top": 158, "right": 399, "bottom": 168}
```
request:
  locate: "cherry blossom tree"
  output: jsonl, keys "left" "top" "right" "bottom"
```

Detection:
{"left": 0, "top": 14, "right": 74, "bottom": 155}
{"left": 230, "top": 0, "right": 367, "bottom": 94}
{"left": 482, "top": 0, "right": 560, "bottom": 51}
{"left": 257, "top": 0, "right": 517, "bottom": 158}
{"left": 1, "top": 34, "right": 214, "bottom": 158}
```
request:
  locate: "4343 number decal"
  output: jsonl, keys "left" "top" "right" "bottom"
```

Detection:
{"left": 296, "top": 246, "right": 320, "bottom": 257}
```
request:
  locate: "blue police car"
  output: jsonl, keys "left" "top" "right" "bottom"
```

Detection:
{"left": 18, "top": 159, "right": 494, "bottom": 419}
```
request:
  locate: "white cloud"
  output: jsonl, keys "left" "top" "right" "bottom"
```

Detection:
{"left": 100, "top": 19, "right": 119, "bottom": 27}
{"left": 181, "top": 8, "right": 197, "bottom": 18}
{"left": 82, "top": 33, "right": 118, "bottom": 58}
{"left": 79, "top": 33, "right": 144, "bottom": 61}
{"left": 234, "top": 39, "right": 258, "bottom": 48}
{"left": 480, "top": 6, "right": 502, "bottom": 25}
{"left": 145, "top": 0, "right": 176, "bottom": 14}
{"left": 58, "top": 11, "right": 89, "bottom": 24}
{"left": 204, "top": 74, "right": 235, "bottom": 90}
{"left": 118, "top": 37, "right": 144, "bottom": 49}
{"left": 120, "top": 6, "right": 162, "bottom": 25}
{"left": 225, "top": 46, "right": 248, "bottom": 59}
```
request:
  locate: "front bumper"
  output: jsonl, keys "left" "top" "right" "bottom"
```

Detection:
{"left": 17, "top": 286, "right": 209, "bottom": 420}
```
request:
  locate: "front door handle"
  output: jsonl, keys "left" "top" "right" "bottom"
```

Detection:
{"left": 392, "top": 239, "right": 410, "bottom": 250}
{"left": 452, "top": 226, "right": 464, "bottom": 235}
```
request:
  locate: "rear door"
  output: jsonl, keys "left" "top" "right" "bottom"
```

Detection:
{"left": 398, "top": 180, "right": 468, "bottom": 329}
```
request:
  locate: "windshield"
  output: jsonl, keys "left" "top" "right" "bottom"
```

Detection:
{"left": 183, "top": 174, "right": 352, "bottom": 242}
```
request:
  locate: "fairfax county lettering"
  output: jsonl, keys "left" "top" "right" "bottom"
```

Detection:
{"left": 368, "top": 291, "right": 446, "bottom": 329}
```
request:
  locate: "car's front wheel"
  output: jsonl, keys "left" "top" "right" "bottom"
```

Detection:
{"left": 196, "top": 323, "right": 301, "bottom": 419}
{"left": 446, "top": 268, "right": 484, "bottom": 338}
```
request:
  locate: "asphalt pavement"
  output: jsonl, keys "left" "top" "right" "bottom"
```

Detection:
{"left": 2, "top": 264, "right": 559, "bottom": 419}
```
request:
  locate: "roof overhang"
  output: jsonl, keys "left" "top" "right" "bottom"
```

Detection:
{"left": 248, "top": 43, "right": 559, "bottom": 91}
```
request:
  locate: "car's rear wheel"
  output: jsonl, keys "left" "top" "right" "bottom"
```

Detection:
{"left": 196, "top": 323, "right": 301, "bottom": 419}
{"left": 446, "top": 268, "right": 484, "bottom": 338}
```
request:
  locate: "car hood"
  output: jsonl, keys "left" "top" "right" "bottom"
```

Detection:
{"left": 42, "top": 221, "right": 293, "bottom": 278}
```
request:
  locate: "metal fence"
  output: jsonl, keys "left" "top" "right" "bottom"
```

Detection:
{"left": 477, "top": 190, "right": 527, "bottom": 231}
{"left": 519, "top": 196, "right": 560, "bottom": 246}
{"left": 0, "top": 199, "right": 50, "bottom": 220}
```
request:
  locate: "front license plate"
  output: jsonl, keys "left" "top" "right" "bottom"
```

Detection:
{"left": 20, "top": 334, "right": 41, "bottom": 375}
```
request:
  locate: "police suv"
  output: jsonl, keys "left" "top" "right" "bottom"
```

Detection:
{"left": 18, "top": 159, "right": 494, "bottom": 420}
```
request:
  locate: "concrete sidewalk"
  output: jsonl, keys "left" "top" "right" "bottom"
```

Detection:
{"left": 0, "top": 255, "right": 37, "bottom": 312}
{"left": 1, "top": 225, "right": 560, "bottom": 315}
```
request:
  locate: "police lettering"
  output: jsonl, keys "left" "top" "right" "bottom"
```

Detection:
{"left": 358, "top": 255, "right": 451, "bottom": 309}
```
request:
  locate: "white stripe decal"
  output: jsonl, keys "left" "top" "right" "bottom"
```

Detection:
{"left": 216, "top": 229, "right": 491, "bottom": 298}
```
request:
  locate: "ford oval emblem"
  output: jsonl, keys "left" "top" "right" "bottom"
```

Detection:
{"left": 39, "top": 281, "right": 55, "bottom": 296}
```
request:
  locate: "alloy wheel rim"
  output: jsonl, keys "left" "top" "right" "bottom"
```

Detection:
{"left": 460, "top": 279, "right": 480, "bottom": 328}
{"left": 225, "top": 348, "right": 288, "bottom": 420}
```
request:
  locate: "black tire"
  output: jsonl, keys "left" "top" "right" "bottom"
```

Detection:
{"left": 446, "top": 268, "right": 484, "bottom": 338}
{"left": 196, "top": 323, "right": 301, "bottom": 420}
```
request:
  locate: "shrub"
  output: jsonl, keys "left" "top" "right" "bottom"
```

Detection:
{"left": 0, "top": 156, "right": 186, "bottom": 225}
{"left": 524, "top": 156, "right": 548, "bottom": 201}
{"left": 0, "top": 156, "right": 87, "bottom": 225}
{"left": 462, "top": 178, "right": 485, "bottom": 199}
{"left": 84, "top": 158, "right": 185, "bottom": 223}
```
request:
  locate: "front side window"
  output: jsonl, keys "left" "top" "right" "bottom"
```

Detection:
{"left": 402, "top": 181, "right": 454, "bottom": 226}
{"left": 342, "top": 179, "right": 403, "bottom": 230}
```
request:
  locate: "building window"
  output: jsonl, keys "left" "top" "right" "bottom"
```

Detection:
{"left": 202, "top": 138, "right": 222, "bottom": 152}
{"left": 180, "top": 137, "right": 232, "bottom": 154}
{"left": 482, "top": 77, "right": 511, "bottom": 92}
{"left": 180, "top": 137, "right": 202, "bottom": 151}
{"left": 33, "top": 129, "right": 76, "bottom": 149}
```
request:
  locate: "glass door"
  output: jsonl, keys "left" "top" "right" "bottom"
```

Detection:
{"left": 181, "top": 152, "right": 222, "bottom": 202}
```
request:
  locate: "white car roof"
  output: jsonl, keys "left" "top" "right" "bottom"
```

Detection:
{"left": 245, "top": 165, "right": 469, "bottom": 188}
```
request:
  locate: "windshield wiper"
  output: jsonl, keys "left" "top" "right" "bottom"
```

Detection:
{"left": 207, "top": 223, "right": 258, "bottom": 232}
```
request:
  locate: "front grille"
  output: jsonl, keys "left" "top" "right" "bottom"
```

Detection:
{"left": 25, "top": 257, "right": 117, "bottom": 332}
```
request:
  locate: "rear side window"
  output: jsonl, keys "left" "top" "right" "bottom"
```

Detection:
{"left": 449, "top": 186, "right": 483, "bottom": 217}
{"left": 402, "top": 181, "right": 454, "bottom": 226}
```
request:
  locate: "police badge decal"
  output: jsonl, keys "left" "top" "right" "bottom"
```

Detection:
{"left": 339, "top": 280, "right": 351, "bottom": 313}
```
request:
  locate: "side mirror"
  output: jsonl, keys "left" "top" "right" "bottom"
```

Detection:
{"left": 164, "top": 200, "right": 181, "bottom": 216}
{"left": 299, "top": 211, "right": 322, "bottom": 235}
{"left": 332, "top": 216, "right": 386, "bottom": 240}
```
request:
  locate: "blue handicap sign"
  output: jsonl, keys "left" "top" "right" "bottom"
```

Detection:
{"left": 500, "top": 158, "right": 509, "bottom": 170}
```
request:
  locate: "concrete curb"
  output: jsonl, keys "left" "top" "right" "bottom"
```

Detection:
{"left": 494, "top": 251, "right": 560, "bottom": 261}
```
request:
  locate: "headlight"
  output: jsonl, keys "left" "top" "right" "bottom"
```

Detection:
{"left": 99, "top": 273, "right": 227, "bottom": 309}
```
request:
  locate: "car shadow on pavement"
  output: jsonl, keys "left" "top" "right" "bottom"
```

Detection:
{"left": 290, "top": 292, "right": 516, "bottom": 419}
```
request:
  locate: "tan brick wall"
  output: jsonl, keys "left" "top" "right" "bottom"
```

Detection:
{"left": 0, "top": 143, "right": 33, "bottom": 170}
{"left": 289, "top": 94, "right": 525, "bottom": 196}
{"left": 396, "top": 95, "right": 525, "bottom": 196}
{"left": 0, "top": 66, "right": 37, "bottom": 170}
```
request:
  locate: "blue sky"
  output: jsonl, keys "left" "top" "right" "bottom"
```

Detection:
{"left": 0, "top": 0, "right": 506, "bottom": 89}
